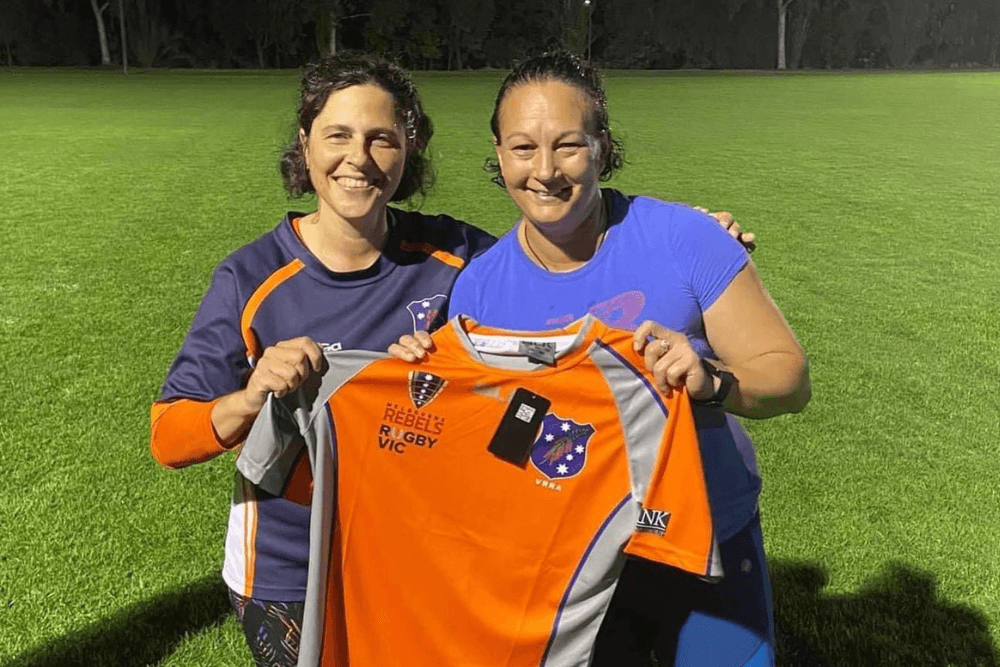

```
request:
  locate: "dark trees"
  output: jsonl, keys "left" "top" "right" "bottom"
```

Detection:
{"left": 0, "top": 0, "right": 996, "bottom": 69}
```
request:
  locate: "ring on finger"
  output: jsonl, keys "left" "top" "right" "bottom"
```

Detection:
{"left": 660, "top": 339, "right": 670, "bottom": 351}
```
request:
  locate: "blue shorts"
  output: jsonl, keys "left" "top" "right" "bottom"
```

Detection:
{"left": 593, "top": 513, "right": 774, "bottom": 667}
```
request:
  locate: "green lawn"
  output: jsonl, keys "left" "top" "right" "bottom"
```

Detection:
{"left": 1, "top": 67, "right": 997, "bottom": 666}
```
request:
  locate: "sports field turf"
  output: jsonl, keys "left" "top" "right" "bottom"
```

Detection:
{"left": 1, "top": 66, "right": 997, "bottom": 666}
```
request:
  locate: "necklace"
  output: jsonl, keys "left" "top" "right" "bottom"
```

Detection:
{"left": 522, "top": 195, "right": 610, "bottom": 273}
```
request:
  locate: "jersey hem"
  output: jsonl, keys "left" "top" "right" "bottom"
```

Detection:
{"left": 222, "top": 570, "right": 307, "bottom": 603}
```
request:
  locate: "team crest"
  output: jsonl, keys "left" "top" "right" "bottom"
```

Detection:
{"left": 530, "top": 414, "right": 595, "bottom": 480}
{"left": 408, "top": 371, "right": 447, "bottom": 409}
{"left": 407, "top": 294, "right": 447, "bottom": 332}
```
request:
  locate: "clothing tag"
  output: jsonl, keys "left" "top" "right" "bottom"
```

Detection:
{"left": 469, "top": 335, "right": 522, "bottom": 355}
{"left": 487, "top": 388, "right": 551, "bottom": 467}
{"left": 518, "top": 341, "right": 556, "bottom": 366}
{"left": 468, "top": 334, "right": 576, "bottom": 361}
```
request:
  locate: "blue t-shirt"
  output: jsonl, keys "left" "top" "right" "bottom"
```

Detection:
{"left": 449, "top": 190, "right": 760, "bottom": 541}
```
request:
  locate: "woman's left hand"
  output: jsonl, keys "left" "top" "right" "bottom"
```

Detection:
{"left": 632, "top": 320, "right": 715, "bottom": 400}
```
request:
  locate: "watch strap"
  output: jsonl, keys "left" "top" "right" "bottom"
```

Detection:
{"left": 691, "top": 358, "right": 734, "bottom": 408}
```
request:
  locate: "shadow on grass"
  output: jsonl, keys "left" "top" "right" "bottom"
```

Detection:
{"left": 773, "top": 560, "right": 999, "bottom": 666}
{"left": 7, "top": 575, "right": 232, "bottom": 667}
{"left": 7, "top": 562, "right": 995, "bottom": 667}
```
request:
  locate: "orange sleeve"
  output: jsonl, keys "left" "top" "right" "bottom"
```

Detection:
{"left": 150, "top": 398, "right": 235, "bottom": 469}
{"left": 623, "top": 390, "right": 717, "bottom": 577}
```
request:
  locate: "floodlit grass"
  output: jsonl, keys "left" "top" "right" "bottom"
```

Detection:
{"left": 1, "top": 67, "right": 997, "bottom": 666}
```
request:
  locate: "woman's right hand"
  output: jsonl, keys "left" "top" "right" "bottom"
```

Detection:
{"left": 388, "top": 331, "right": 435, "bottom": 362}
{"left": 210, "top": 337, "right": 324, "bottom": 448}
{"left": 243, "top": 337, "right": 325, "bottom": 412}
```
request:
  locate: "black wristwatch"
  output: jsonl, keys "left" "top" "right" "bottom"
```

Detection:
{"left": 691, "top": 359, "right": 735, "bottom": 408}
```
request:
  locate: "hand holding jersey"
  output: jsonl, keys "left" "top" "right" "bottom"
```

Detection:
{"left": 211, "top": 337, "right": 326, "bottom": 447}
{"left": 248, "top": 338, "right": 326, "bottom": 404}
{"left": 632, "top": 321, "right": 714, "bottom": 399}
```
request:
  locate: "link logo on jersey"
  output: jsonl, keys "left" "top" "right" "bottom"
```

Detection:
{"left": 530, "top": 414, "right": 595, "bottom": 480}
{"left": 408, "top": 371, "right": 447, "bottom": 409}
{"left": 636, "top": 507, "right": 671, "bottom": 535}
{"left": 407, "top": 294, "right": 447, "bottom": 332}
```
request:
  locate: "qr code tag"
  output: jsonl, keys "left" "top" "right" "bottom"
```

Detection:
{"left": 515, "top": 403, "right": 536, "bottom": 423}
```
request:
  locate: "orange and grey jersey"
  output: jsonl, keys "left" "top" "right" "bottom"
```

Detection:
{"left": 238, "top": 316, "right": 721, "bottom": 666}
{"left": 150, "top": 210, "right": 495, "bottom": 601}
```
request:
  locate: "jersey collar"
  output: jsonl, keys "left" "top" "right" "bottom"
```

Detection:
{"left": 437, "top": 314, "right": 608, "bottom": 376}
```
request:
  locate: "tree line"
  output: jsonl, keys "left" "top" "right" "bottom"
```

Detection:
{"left": 1, "top": 0, "right": 997, "bottom": 70}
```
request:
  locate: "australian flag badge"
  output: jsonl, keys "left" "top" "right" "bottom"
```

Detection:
{"left": 407, "top": 294, "right": 447, "bottom": 332}
{"left": 530, "top": 414, "right": 595, "bottom": 480}
{"left": 408, "top": 371, "right": 447, "bottom": 409}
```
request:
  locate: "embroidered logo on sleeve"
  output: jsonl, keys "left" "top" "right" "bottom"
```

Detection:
{"left": 636, "top": 507, "right": 671, "bottom": 535}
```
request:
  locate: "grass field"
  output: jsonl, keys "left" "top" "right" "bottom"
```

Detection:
{"left": 1, "top": 66, "right": 998, "bottom": 666}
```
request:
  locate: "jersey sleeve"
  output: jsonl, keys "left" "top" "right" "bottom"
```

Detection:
{"left": 623, "top": 388, "right": 721, "bottom": 579}
{"left": 237, "top": 394, "right": 306, "bottom": 497}
{"left": 238, "top": 349, "right": 383, "bottom": 498}
{"left": 444, "top": 260, "right": 483, "bottom": 320}
{"left": 150, "top": 264, "right": 250, "bottom": 468}
{"left": 665, "top": 204, "right": 749, "bottom": 312}
{"left": 149, "top": 398, "right": 230, "bottom": 469}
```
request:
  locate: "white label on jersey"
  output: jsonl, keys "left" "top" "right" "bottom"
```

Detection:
{"left": 469, "top": 335, "right": 522, "bottom": 354}
{"left": 514, "top": 403, "right": 536, "bottom": 423}
{"left": 320, "top": 342, "right": 343, "bottom": 353}
{"left": 468, "top": 334, "right": 578, "bottom": 357}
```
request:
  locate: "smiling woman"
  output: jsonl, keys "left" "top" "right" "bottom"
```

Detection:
{"left": 441, "top": 50, "right": 811, "bottom": 667}
{"left": 292, "top": 83, "right": 408, "bottom": 271}
{"left": 149, "top": 52, "right": 496, "bottom": 667}
{"left": 485, "top": 58, "right": 624, "bottom": 273}
{"left": 495, "top": 80, "right": 606, "bottom": 267}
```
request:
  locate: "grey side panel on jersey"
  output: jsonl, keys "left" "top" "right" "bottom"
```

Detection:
{"left": 543, "top": 498, "right": 638, "bottom": 667}
{"left": 298, "top": 350, "right": 386, "bottom": 667}
{"left": 236, "top": 349, "right": 384, "bottom": 667}
{"left": 296, "top": 411, "right": 334, "bottom": 667}
{"left": 589, "top": 343, "right": 667, "bottom": 500}
{"left": 591, "top": 344, "right": 725, "bottom": 580}
{"left": 543, "top": 344, "right": 665, "bottom": 666}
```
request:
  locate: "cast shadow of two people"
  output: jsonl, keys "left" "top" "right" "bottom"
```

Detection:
{"left": 773, "top": 560, "right": 997, "bottom": 666}
{"left": 8, "top": 561, "right": 997, "bottom": 667}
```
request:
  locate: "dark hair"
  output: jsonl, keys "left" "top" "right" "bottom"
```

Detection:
{"left": 280, "top": 51, "right": 434, "bottom": 202}
{"left": 485, "top": 50, "right": 624, "bottom": 187}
